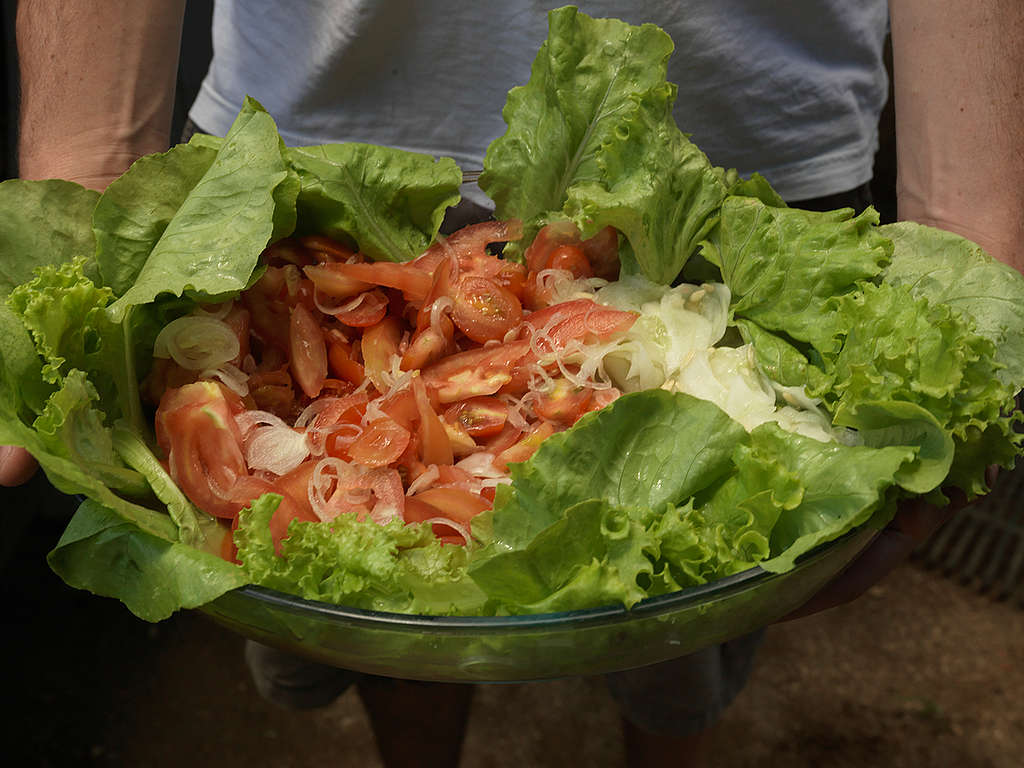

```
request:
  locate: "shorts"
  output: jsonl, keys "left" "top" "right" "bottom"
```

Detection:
{"left": 244, "top": 629, "right": 765, "bottom": 737}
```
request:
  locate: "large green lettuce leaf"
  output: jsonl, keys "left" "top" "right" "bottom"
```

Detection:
{"left": 105, "top": 98, "right": 299, "bottom": 320}
{"left": 480, "top": 6, "right": 726, "bottom": 282}
{"left": 0, "top": 179, "right": 100, "bottom": 297}
{"left": 881, "top": 221, "right": 1024, "bottom": 390}
{"left": 710, "top": 197, "right": 892, "bottom": 353}
{"left": 286, "top": 143, "right": 462, "bottom": 262}
{"left": 48, "top": 500, "right": 246, "bottom": 622}
{"left": 486, "top": 390, "right": 748, "bottom": 551}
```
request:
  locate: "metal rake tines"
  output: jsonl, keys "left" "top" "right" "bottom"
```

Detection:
{"left": 914, "top": 463, "right": 1024, "bottom": 606}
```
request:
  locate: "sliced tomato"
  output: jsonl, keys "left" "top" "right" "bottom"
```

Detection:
{"left": 493, "top": 420, "right": 557, "bottom": 471}
{"left": 451, "top": 274, "right": 523, "bottom": 343}
{"left": 414, "top": 219, "right": 523, "bottom": 276}
{"left": 523, "top": 220, "right": 580, "bottom": 273}
{"left": 311, "top": 261, "right": 432, "bottom": 304}
{"left": 331, "top": 289, "right": 390, "bottom": 328}
{"left": 581, "top": 226, "right": 620, "bottom": 281}
{"left": 548, "top": 244, "right": 593, "bottom": 278}
{"left": 532, "top": 378, "right": 595, "bottom": 425}
{"left": 422, "top": 339, "right": 530, "bottom": 403}
{"left": 299, "top": 235, "right": 357, "bottom": 263}
{"left": 409, "top": 487, "right": 491, "bottom": 527}
{"left": 521, "top": 298, "right": 638, "bottom": 352}
{"left": 361, "top": 315, "right": 403, "bottom": 392}
{"left": 156, "top": 381, "right": 249, "bottom": 520}
{"left": 347, "top": 417, "right": 412, "bottom": 468}
{"left": 401, "top": 314, "right": 455, "bottom": 371}
{"left": 229, "top": 474, "right": 318, "bottom": 552}
{"left": 289, "top": 303, "right": 327, "bottom": 398}
{"left": 304, "top": 263, "right": 374, "bottom": 300}
{"left": 412, "top": 374, "right": 454, "bottom": 466}
{"left": 443, "top": 396, "right": 508, "bottom": 438}
{"left": 327, "top": 341, "right": 366, "bottom": 386}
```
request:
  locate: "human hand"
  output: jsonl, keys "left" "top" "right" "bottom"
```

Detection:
{"left": 778, "top": 474, "right": 992, "bottom": 621}
{"left": 0, "top": 445, "right": 38, "bottom": 487}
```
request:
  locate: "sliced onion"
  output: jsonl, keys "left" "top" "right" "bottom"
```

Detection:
{"left": 406, "top": 465, "right": 441, "bottom": 496}
{"left": 419, "top": 516, "right": 474, "bottom": 547}
{"left": 454, "top": 452, "right": 506, "bottom": 479}
{"left": 154, "top": 315, "right": 240, "bottom": 371}
{"left": 202, "top": 363, "right": 250, "bottom": 396}
{"left": 245, "top": 425, "right": 310, "bottom": 475}
{"left": 236, "top": 409, "right": 290, "bottom": 437}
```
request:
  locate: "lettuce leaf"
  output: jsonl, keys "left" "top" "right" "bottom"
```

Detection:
{"left": 105, "top": 98, "right": 300, "bottom": 320}
{"left": 0, "top": 179, "right": 100, "bottom": 297}
{"left": 234, "top": 495, "right": 485, "bottom": 615}
{"left": 881, "top": 221, "right": 1024, "bottom": 390}
{"left": 480, "top": 6, "right": 726, "bottom": 283}
{"left": 47, "top": 500, "right": 246, "bottom": 622}
{"left": 286, "top": 143, "right": 462, "bottom": 262}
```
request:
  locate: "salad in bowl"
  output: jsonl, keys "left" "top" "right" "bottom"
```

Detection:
{"left": 1, "top": 9, "right": 1021, "bottom": 648}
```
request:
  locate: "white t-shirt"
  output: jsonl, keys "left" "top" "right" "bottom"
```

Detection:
{"left": 190, "top": 0, "right": 889, "bottom": 201}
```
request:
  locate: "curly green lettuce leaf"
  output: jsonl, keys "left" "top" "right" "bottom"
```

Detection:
{"left": 47, "top": 499, "right": 246, "bottom": 622}
{"left": 286, "top": 143, "right": 462, "bottom": 262}
{"left": 93, "top": 141, "right": 220, "bottom": 296}
{"left": 487, "top": 390, "right": 748, "bottom": 552}
{"left": 732, "top": 423, "right": 915, "bottom": 573}
{"left": 235, "top": 495, "right": 485, "bottom": 615}
{"left": 468, "top": 499, "right": 657, "bottom": 613}
{"left": 481, "top": 7, "right": 726, "bottom": 283}
{"left": 880, "top": 221, "right": 1024, "bottom": 390}
{"left": 0, "top": 179, "right": 100, "bottom": 297}
{"left": 711, "top": 197, "right": 892, "bottom": 352}
{"left": 105, "top": 97, "right": 299, "bottom": 321}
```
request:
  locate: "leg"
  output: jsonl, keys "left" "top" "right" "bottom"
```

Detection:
{"left": 357, "top": 676, "right": 474, "bottom": 768}
{"left": 606, "top": 630, "right": 764, "bottom": 768}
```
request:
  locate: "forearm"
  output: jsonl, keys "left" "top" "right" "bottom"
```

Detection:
{"left": 16, "top": 0, "right": 186, "bottom": 190}
{"left": 889, "top": 0, "right": 1024, "bottom": 273}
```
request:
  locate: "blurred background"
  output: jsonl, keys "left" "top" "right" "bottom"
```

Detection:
{"left": 2, "top": 2, "right": 1022, "bottom": 765}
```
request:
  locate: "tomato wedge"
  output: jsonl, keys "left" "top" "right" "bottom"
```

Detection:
{"left": 289, "top": 303, "right": 328, "bottom": 398}
{"left": 444, "top": 396, "right": 508, "bottom": 438}
{"left": 309, "top": 261, "right": 432, "bottom": 303}
{"left": 451, "top": 274, "right": 523, "bottom": 343}
{"left": 348, "top": 417, "right": 412, "bottom": 468}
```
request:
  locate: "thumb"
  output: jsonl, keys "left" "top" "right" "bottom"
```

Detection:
{"left": 0, "top": 445, "right": 39, "bottom": 487}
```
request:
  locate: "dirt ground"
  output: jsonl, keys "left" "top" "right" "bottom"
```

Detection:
{"left": 4, "top": 476, "right": 1022, "bottom": 768}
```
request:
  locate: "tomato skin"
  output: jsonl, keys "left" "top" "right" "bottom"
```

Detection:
{"left": 521, "top": 298, "right": 638, "bottom": 350}
{"left": 412, "top": 374, "right": 454, "bottom": 466}
{"left": 451, "top": 274, "right": 523, "bottom": 343}
{"left": 548, "top": 244, "right": 593, "bottom": 278}
{"left": 422, "top": 339, "right": 531, "bottom": 403}
{"left": 581, "top": 226, "right": 620, "bottom": 281}
{"left": 444, "top": 396, "right": 508, "bottom": 438}
{"left": 532, "top": 378, "right": 594, "bottom": 426}
{"left": 524, "top": 220, "right": 580, "bottom": 273}
{"left": 494, "top": 420, "right": 556, "bottom": 471}
{"left": 409, "top": 487, "right": 491, "bottom": 526}
{"left": 347, "top": 417, "right": 412, "bottom": 468}
{"left": 327, "top": 341, "right": 366, "bottom": 386}
{"left": 156, "top": 381, "right": 249, "bottom": 520}
{"left": 361, "top": 315, "right": 403, "bottom": 392}
{"left": 331, "top": 289, "right": 390, "bottom": 328}
{"left": 289, "top": 303, "right": 328, "bottom": 398}
{"left": 312, "top": 261, "right": 432, "bottom": 304}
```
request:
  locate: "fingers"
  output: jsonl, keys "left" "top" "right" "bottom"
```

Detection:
{"left": 0, "top": 445, "right": 39, "bottom": 487}
{"left": 780, "top": 526, "right": 918, "bottom": 621}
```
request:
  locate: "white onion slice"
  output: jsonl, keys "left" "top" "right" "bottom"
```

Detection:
{"left": 202, "top": 363, "right": 250, "bottom": 396}
{"left": 244, "top": 425, "right": 310, "bottom": 475}
{"left": 153, "top": 315, "right": 240, "bottom": 371}
{"left": 406, "top": 465, "right": 441, "bottom": 496}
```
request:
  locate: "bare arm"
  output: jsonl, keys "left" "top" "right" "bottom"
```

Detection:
{"left": 889, "top": 0, "right": 1024, "bottom": 273}
{"left": 16, "top": 0, "right": 186, "bottom": 191}
{"left": 0, "top": 0, "right": 186, "bottom": 486}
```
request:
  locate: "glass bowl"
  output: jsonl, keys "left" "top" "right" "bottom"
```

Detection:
{"left": 199, "top": 524, "right": 877, "bottom": 683}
